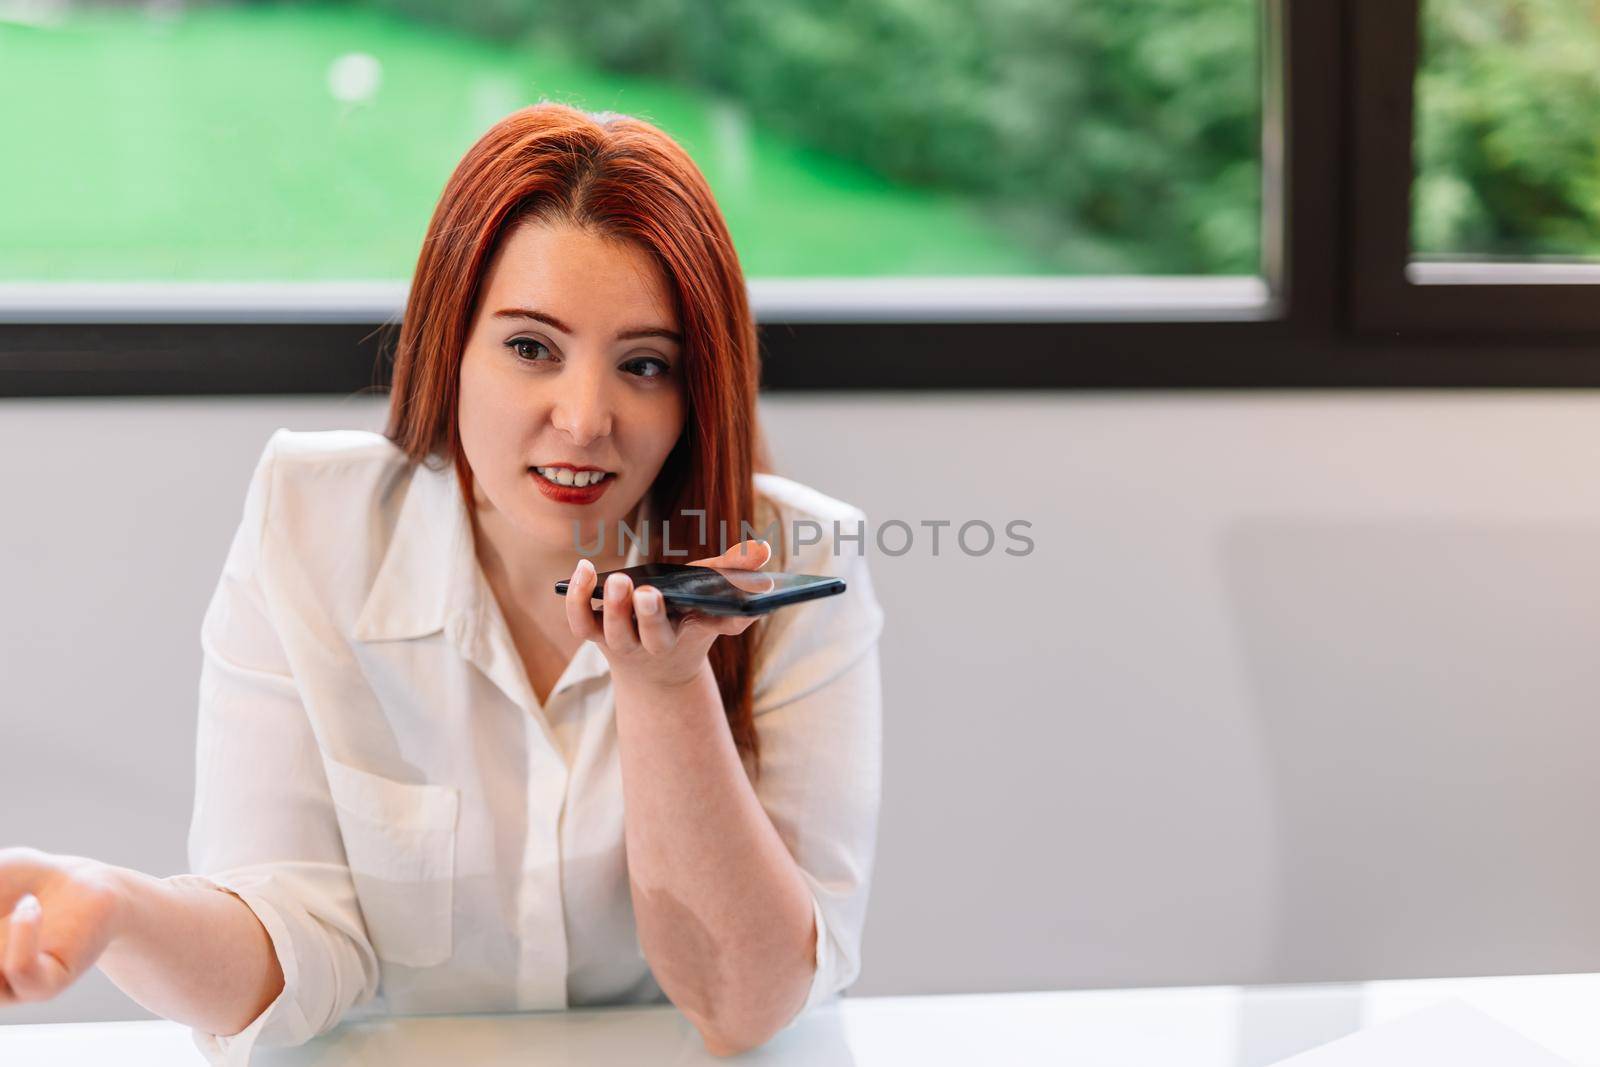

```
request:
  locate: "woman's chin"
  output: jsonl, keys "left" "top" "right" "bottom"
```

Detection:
{"left": 518, "top": 507, "right": 618, "bottom": 553}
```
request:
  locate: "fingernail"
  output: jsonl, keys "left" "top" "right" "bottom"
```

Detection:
{"left": 578, "top": 558, "right": 595, "bottom": 578}
{"left": 13, "top": 893, "right": 39, "bottom": 919}
{"left": 607, "top": 573, "right": 627, "bottom": 596}
{"left": 638, "top": 589, "right": 659, "bottom": 615}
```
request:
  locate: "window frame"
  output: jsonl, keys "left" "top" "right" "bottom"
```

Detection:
{"left": 3, "top": 0, "right": 1599, "bottom": 397}
{"left": 1348, "top": 0, "right": 1600, "bottom": 336}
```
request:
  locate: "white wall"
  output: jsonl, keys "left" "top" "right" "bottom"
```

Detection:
{"left": 5, "top": 391, "right": 1600, "bottom": 1025}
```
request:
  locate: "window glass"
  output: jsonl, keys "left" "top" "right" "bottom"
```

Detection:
{"left": 1414, "top": 0, "right": 1600, "bottom": 262}
{"left": 0, "top": 1, "right": 1262, "bottom": 283}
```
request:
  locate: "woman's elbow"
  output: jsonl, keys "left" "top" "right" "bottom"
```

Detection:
{"left": 698, "top": 1021, "right": 780, "bottom": 1058}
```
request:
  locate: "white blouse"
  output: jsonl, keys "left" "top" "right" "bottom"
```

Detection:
{"left": 170, "top": 429, "right": 885, "bottom": 1065}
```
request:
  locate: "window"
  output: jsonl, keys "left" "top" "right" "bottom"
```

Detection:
{"left": 1414, "top": 0, "right": 1600, "bottom": 266}
{"left": 0, "top": 0, "right": 1267, "bottom": 324}
{"left": 5, "top": 1, "right": 1597, "bottom": 395}
{"left": 1351, "top": 0, "right": 1600, "bottom": 333}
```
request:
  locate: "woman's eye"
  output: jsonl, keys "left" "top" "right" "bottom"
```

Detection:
{"left": 624, "top": 356, "right": 670, "bottom": 379}
{"left": 506, "top": 337, "right": 553, "bottom": 362}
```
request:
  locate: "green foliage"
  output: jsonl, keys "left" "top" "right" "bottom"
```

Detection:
{"left": 180, "top": 0, "right": 1600, "bottom": 272}
{"left": 1416, "top": 0, "right": 1600, "bottom": 258}
{"left": 343, "top": 0, "right": 1263, "bottom": 275}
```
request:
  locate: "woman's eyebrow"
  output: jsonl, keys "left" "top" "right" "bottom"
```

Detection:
{"left": 491, "top": 307, "right": 680, "bottom": 343}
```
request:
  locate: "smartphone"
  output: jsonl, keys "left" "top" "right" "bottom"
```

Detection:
{"left": 554, "top": 562, "right": 846, "bottom": 617}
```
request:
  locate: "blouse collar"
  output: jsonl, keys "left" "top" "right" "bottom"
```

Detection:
{"left": 354, "top": 458, "right": 650, "bottom": 710}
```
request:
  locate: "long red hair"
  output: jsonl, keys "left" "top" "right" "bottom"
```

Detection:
{"left": 383, "top": 102, "right": 774, "bottom": 773}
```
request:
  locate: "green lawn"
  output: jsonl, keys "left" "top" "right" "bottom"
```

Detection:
{"left": 0, "top": 4, "right": 1054, "bottom": 281}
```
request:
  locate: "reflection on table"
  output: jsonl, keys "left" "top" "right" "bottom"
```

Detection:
{"left": 4, "top": 972, "right": 1600, "bottom": 1066}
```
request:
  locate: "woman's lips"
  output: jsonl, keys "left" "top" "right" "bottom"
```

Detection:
{"left": 530, "top": 468, "right": 614, "bottom": 505}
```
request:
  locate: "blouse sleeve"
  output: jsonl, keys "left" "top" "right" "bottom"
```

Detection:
{"left": 746, "top": 508, "right": 886, "bottom": 1029}
{"left": 178, "top": 434, "right": 380, "bottom": 1065}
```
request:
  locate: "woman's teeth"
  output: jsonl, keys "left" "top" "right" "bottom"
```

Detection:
{"left": 534, "top": 467, "right": 611, "bottom": 488}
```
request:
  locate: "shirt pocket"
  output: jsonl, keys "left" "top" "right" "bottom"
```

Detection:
{"left": 323, "top": 755, "right": 459, "bottom": 969}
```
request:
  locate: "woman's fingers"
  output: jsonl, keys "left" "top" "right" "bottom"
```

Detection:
{"left": 676, "top": 611, "right": 759, "bottom": 656}
{"left": 574, "top": 543, "right": 766, "bottom": 662}
{"left": 0, "top": 895, "right": 27, "bottom": 1004}
{"left": 690, "top": 539, "right": 771, "bottom": 572}
{"left": 602, "top": 572, "right": 640, "bottom": 651}
{"left": 3, "top": 894, "right": 40, "bottom": 976}
{"left": 564, "top": 559, "right": 603, "bottom": 642}
{"left": 632, "top": 586, "right": 676, "bottom": 655}
{"left": 0, "top": 853, "right": 120, "bottom": 1006}
{"left": 2, "top": 894, "right": 70, "bottom": 1003}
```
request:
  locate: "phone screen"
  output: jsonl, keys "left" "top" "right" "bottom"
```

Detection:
{"left": 554, "top": 563, "right": 845, "bottom": 616}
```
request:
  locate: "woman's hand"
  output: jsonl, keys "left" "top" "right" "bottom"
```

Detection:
{"left": 565, "top": 539, "right": 772, "bottom": 692}
{"left": 0, "top": 847, "right": 124, "bottom": 1005}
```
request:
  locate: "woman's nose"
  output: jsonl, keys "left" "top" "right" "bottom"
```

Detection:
{"left": 549, "top": 366, "right": 615, "bottom": 446}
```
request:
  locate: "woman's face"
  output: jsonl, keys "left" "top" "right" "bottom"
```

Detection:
{"left": 458, "top": 218, "right": 686, "bottom": 556}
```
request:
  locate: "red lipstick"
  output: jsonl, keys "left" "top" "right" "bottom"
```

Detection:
{"left": 530, "top": 464, "right": 614, "bottom": 506}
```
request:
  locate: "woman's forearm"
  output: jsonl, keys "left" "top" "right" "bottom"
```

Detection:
{"left": 613, "top": 663, "right": 816, "bottom": 1054}
{"left": 94, "top": 865, "right": 284, "bottom": 1036}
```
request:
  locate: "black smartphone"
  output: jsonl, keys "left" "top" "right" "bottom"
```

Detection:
{"left": 554, "top": 562, "right": 846, "bottom": 617}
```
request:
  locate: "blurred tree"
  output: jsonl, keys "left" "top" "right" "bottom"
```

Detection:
{"left": 346, "top": 0, "right": 1263, "bottom": 274}
{"left": 247, "top": 0, "right": 1600, "bottom": 271}
{"left": 1415, "top": 0, "right": 1600, "bottom": 258}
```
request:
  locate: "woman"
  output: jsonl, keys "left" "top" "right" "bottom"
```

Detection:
{"left": 0, "top": 103, "right": 884, "bottom": 1063}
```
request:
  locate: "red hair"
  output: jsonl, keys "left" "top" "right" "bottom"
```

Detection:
{"left": 383, "top": 102, "right": 774, "bottom": 773}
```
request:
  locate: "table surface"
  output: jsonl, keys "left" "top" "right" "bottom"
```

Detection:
{"left": 5, "top": 972, "right": 1600, "bottom": 1066}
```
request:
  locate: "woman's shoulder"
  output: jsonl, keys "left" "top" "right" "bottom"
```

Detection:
{"left": 252, "top": 427, "right": 414, "bottom": 494}
{"left": 752, "top": 471, "right": 868, "bottom": 570}
{"left": 260, "top": 427, "right": 410, "bottom": 471}
{"left": 749, "top": 472, "right": 884, "bottom": 715}
{"left": 241, "top": 428, "right": 426, "bottom": 574}
{"left": 753, "top": 470, "right": 865, "bottom": 522}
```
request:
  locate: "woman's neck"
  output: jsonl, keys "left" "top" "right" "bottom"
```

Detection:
{"left": 469, "top": 493, "right": 636, "bottom": 625}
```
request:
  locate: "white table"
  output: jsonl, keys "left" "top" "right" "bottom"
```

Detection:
{"left": 6, "top": 972, "right": 1600, "bottom": 1065}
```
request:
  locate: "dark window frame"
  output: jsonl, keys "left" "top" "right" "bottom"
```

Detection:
{"left": 1348, "top": 0, "right": 1600, "bottom": 336}
{"left": 3, "top": 0, "right": 1599, "bottom": 398}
